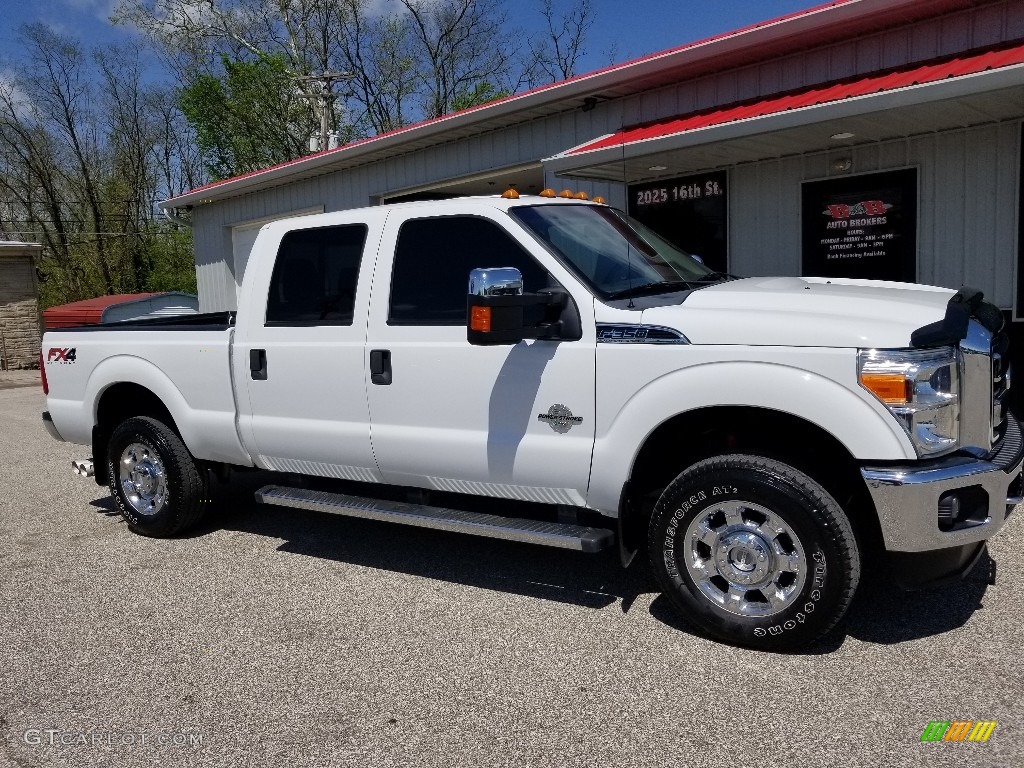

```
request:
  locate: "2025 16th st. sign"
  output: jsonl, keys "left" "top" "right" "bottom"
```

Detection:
{"left": 628, "top": 171, "right": 728, "bottom": 274}
{"left": 801, "top": 168, "right": 918, "bottom": 282}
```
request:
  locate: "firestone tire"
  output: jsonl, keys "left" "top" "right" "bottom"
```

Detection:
{"left": 106, "top": 416, "right": 207, "bottom": 538}
{"left": 648, "top": 454, "right": 860, "bottom": 651}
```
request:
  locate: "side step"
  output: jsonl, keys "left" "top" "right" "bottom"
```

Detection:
{"left": 254, "top": 485, "right": 614, "bottom": 553}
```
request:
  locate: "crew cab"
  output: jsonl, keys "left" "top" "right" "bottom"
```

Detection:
{"left": 41, "top": 192, "right": 1023, "bottom": 650}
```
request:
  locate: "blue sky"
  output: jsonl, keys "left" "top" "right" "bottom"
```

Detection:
{"left": 1, "top": 0, "right": 820, "bottom": 80}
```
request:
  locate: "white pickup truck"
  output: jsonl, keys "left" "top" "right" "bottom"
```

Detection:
{"left": 41, "top": 192, "right": 1021, "bottom": 650}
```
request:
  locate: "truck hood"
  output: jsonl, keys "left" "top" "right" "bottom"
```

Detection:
{"left": 641, "top": 276, "right": 956, "bottom": 348}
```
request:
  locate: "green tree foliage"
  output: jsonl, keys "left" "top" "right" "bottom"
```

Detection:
{"left": 179, "top": 53, "right": 316, "bottom": 180}
{"left": 142, "top": 226, "right": 197, "bottom": 294}
{"left": 450, "top": 81, "right": 510, "bottom": 112}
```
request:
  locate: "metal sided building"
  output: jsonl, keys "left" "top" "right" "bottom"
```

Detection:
{"left": 161, "top": 0, "right": 1024, "bottom": 337}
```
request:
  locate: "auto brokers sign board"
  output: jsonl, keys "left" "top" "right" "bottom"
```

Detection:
{"left": 801, "top": 168, "right": 917, "bottom": 282}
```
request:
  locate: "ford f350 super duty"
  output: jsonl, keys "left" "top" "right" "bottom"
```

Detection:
{"left": 40, "top": 193, "right": 1022, "bottom": 650}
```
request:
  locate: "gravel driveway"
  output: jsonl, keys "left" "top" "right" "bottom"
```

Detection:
{"left": 1, "top": 386, "right": 1021, "bottom": 767}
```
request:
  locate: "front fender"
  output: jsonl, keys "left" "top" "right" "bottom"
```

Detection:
{"left": 587, "top": 360, "right": 915, "bottom": 515}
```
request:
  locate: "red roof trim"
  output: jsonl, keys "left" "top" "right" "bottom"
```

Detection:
{"left": 165, "top": 0, "right": 857, "bottom": 204}
{"left": 567, "top": 43, "right": 1024, "bottom": 156}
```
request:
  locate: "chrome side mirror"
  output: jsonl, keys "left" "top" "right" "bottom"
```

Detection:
{"left": 467, "top": 266, "right": 567, "bottom": 346}
{"left": 469, "top": 267, "right": 524, "bottom": 297}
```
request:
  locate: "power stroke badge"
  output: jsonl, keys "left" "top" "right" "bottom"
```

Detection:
{"left": 537, "top": 404, "right": 583, "bottom": 433}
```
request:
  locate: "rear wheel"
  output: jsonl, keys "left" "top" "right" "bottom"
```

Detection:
{"left": 107, "top": 416, "right": 207, "bottom": 537}
{"left": 648, "top": 454, "right": 860, "bottom": 651}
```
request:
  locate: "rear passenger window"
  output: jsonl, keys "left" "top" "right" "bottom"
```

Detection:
{"left": 266, "top": 224, "right": 367, "bottom": 325}
{"left": 389, "top": 216, "right": 549, "bottom": 325}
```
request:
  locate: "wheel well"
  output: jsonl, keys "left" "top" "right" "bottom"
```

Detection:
{"left": 622, "top": 406, "right": 882, "bottom": 558}
{"left": 92, "top": 383, "right": 179, "bottom": 485}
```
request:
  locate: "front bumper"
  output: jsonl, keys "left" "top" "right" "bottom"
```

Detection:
{"left": 861, "top": 414, "right": 1024, "bottom": 553}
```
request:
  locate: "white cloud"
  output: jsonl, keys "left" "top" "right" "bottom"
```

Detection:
{"left": 60, "top": 0, "right": 120, "bottom": 23}
{"left": 0, "top": 70, "right": 34, "bottom": 121}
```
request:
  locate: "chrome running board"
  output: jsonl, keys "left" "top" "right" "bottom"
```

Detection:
{"left": 254, "top": 485, "right": 613, "bottom": 552}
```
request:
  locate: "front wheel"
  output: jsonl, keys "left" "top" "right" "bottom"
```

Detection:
{"left": 107, "top": 416, "right": 207, "bottom": 537}
{"left": 648, "top": 454, "right": 860, "bottom": 651}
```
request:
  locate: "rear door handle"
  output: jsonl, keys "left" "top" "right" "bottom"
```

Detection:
{"left": 250, "top": 349, "right": 267, "bottom": 380}
{"left": 370, "top": 349, "right": 392, "bottom": 385}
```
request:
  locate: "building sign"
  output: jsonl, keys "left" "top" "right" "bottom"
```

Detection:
{"left": 628, "top": 171, "right": 728, "bottom": 273}
{"left": 802, "top": 169, "right": 917, "bottom": 282}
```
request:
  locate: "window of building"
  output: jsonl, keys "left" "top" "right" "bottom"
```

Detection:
{"left": 266, "top": 224, "right": 368, "bottom": 325}
{"left": 389, "top": 216, "right": 549, "bottom": 325}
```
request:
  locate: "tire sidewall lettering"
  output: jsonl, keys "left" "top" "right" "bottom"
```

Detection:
{"left": 657, "top": 479, "right": 831, "bottom": 643}
{"left": 109, "top": 426, "right": 175, "bottom": 532}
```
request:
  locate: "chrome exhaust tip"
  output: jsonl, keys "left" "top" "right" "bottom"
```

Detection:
{"left": 72, "top": 459, "right": 95, "bottom": 478}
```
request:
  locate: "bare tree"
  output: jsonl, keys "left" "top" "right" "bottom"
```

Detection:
{"left": 529, "top": 0, "right": 594, "bottom": 84}
{"left": 398, "top": 0, "right": 512, "bottom": 119}
{"left": 0, "top": 25, "right": 205, "bottom": 303}
{"left": 335, "top": 1, "right": 419, "bottom": 133}
{"left": 0, "top": 80, "right": 83, "bottom": 298}
{"left": 149, "top": 89, "right": 204, "bottom": 202}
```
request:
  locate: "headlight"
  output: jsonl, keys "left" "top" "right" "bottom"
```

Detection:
{"left": 858, "top": 347, "right": 959, "bottom": 457}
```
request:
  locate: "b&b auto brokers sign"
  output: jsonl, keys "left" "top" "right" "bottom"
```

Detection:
{"left": 801, "top": 168, "right": 917, "bottom": 282}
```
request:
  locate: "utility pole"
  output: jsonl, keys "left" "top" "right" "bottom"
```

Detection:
{"left": 295, "top": 71, "right": 355, "bottom": 152}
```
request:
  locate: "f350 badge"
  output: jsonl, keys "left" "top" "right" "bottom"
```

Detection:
{"left": 538, "top": 404, "right": 583, "bottom": 434}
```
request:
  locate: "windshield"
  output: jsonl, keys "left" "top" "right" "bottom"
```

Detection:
{"left": 509, "top": 203, "right": 716, "bottom": 300}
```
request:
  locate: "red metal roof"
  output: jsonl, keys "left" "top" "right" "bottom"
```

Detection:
{"left": 567, "top": 44, "right": 1024, "bottom": 156}
{"left": 43, "top": 294, "right": 157, "bottom": 329}
{"left": 163, "top": 0, "right": 967, "bottom": 208}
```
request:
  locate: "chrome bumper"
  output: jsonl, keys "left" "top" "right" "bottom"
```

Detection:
{"left": 861, "top": 414, "right": 1024, "bottom": 552}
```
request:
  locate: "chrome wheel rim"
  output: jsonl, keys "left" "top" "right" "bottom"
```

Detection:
{"left": 683, "top": 500, "right": 806, "bottom": 617}
{"left": 119, "top": 442, "right": 168, "bottom": 517}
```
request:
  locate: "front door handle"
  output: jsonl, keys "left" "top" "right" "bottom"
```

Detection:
{"left": 370, "top": 349, "right": 392, "bottom": 385}
{"left": 250, "top": 349, "right": 267, "bottom": 380}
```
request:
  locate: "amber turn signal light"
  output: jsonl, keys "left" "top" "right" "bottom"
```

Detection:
{"left": 860, "top": 373, "right": 912, "bottom": 404}
{"left": 470, "top": 306, "right": 492, "bottom": 332}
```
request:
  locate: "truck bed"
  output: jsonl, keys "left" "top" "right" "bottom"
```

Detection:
{"left": 42, "top": 313, "right": 250, "bottom": 467}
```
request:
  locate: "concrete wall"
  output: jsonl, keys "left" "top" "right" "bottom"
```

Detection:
{"left": 0, "top": 247, "right": 42, "bottom": 369}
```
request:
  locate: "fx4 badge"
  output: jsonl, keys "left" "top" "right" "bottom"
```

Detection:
{"left": 538, "top": 404, "right": 583, "bottom": 434}
{"left": 47, "top": 347, "right": 77, "bottom": 364}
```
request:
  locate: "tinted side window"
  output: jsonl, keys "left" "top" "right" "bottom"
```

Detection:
{"left": 389, "top": 216, "right": 549, "bottom": 325}
{"left": 266, "top": 224, "right": 367, "bottom": 325}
